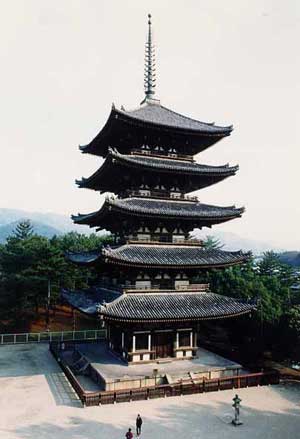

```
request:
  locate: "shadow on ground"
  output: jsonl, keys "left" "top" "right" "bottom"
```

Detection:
{"left": 8, "top": 386, "right": 300, "bottom": 439}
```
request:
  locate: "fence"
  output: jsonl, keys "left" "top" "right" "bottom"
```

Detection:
{"left": 0, "top": 329, "right": 106, "bottom": 345}
{"left": 83, "top": 370, "right": 280, "bottom": 406}
{"left": 49, "top": 342, "right": 279, "bottom": 407}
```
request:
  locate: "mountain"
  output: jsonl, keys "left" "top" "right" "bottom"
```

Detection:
{"left": 279, "top": 252, "right": 300, "bottom": 268}
{"left": 191, "top": 230, "right": 283, "bottom": 255}
{"left": 0, "top": 220, "right": 62, "bottom": 243}
{"left": 0, "top": 208, "right": 92, "bottom": 243}
{"left": 0, "top": 209, "right": 298, "bottom": 257}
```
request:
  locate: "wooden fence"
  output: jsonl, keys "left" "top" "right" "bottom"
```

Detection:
{"left": 49, "top": 342, "right": 280, "bottom": 407}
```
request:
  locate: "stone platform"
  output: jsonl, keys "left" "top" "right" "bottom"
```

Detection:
{"left": 74, "top": 341, "right": 243, "bottom": 391}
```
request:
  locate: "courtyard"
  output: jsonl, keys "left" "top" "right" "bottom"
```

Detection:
{"left": 0, "top": 344, "right": 299, "bottom": 439}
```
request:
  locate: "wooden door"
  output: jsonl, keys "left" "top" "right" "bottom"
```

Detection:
{"left": 155, "top": 332, "right": 173, "bottom": 358}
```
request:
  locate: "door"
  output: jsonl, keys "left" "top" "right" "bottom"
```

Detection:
{"left": 155, "top": 332, "right": 174, "bottom": 358}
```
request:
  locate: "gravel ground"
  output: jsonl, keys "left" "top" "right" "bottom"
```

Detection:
{"left": 0, "top": 344, "right": 299, "bottom": 439}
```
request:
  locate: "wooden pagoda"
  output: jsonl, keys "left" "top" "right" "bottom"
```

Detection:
{"left": 64, "top": 14, "right": 254, "bottom": 363}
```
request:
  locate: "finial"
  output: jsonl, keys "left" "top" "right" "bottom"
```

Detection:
{"left": 143, "top": 13, "right": 156, "bottom": 102}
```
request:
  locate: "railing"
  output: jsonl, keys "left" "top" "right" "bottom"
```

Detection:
{"left": 86, "top": 371, "right": 280, "bottom": 406}
{"left": 125, "top": 190, "right": 198, "bottom": 202}
{"left": 0, "top": 329, "right": 106, "bottom": 345}
{"left": 130, "top": 149, "right": 194, "bottom": 162}
{"left": 128, "top": 238, "right": 203, "bottom": 246}
{"left": 123, "top": 284, "right": 210, "bottom": 293}
{"left": 49, "top": 343, "right": 281, "bottom": 407}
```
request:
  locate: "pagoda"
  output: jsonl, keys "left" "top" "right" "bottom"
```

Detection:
{"left": 64, "top": 15, "right": 254, "bottom": 364}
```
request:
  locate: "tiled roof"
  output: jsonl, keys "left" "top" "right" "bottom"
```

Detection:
{"left": 62, "top": 287, "right": 255, "bottom": 321}
{"left": 73, "top": 197, "right": 244, "bottom": 226}
{"left": 101, "top": 291, "right": 255, "bottom": 322}
{"left": 66, "top": 250, "right": 102, "bottom": 264}
{"left": 111, "top": 150, "right": 238, "bottom": 175}
{"left": 61, "top": 287, "right": 121, "bottom": 315}
{"left": 110, "top": 198, "right": 243, "bottom": 218}
{"left": 77, "top": 149, "right": 238, "bottom": 190}
{"left": 67, "top": 245, "right": 250, "bottom": 268}
{"left": 118, "top": 102, "right": 232, "bottom": 135}
{"left": 103, "top": 244, "right": 249, "bottom": 268}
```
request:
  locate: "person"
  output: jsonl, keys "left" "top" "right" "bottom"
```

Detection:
{"left": 125, "top": 428, "right": 133, "bottom": 439}
{"left": 136, "top": 414, "right": 143, "bottom": 436}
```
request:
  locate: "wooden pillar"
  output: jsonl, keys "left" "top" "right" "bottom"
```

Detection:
{"left": 190, "top": 331, "right": 193, "bottom": 347}
{"left": 132, "top": 334, "right": 136, "bottom": 353}
{"left": 148, "top": 333, "right": 151, "bottom": 351}
{"left": 176, "top": 331, "right": 179, "bottom": 349}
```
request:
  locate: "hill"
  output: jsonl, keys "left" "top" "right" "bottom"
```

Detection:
{"left": 279, "top": 252, "right": 300, "bottom": 268}
{"left": 0, "top": 208, "right": 92, "bottom": 243}
{"left": 0, "top": 220, "right": 62, "bottom": 243}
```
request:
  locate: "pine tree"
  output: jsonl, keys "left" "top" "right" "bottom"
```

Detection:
{"left": 203, "top": 235, "right": 224, "bottom": 250}
{"left": 13, "top": 220, "right": 34, "bottom": 240}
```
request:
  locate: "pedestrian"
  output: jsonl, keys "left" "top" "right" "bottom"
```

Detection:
{"left": 136, "top": 414, "right": 143, "bottom": 436}
{"left": 125, "top": 427, "right": 133, "bottom": 439}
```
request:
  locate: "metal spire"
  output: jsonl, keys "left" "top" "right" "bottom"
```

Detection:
{"left": 143, "top": 13, "right": 157, "bottom": 102}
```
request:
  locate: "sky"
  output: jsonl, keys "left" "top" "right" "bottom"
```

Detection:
{"left": 0, "top": 0, "right": 299, "bottom": 249}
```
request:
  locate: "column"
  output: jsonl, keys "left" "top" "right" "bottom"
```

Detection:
{"left": 132, "top": 334, "right": 136, "bottom": 352}
{"left": 176, "top": 331, "right": 179, "bottom": 349}
{"left": 190, "top": 331, "right": 193, "bottom": 347}
{"left": 148, "top": 333, "right": 151, "bottom": 351}
{"left": 121, "top": 332, "right": 124, "bottom": 349}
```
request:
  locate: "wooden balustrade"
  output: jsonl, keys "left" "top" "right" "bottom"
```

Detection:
{"left": 49, "top": 342, "right": 280, "bottom": 407}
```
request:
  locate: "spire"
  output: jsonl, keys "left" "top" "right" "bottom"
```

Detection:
{"left": 142, "top": 14, "right": 159, "bottom": 104}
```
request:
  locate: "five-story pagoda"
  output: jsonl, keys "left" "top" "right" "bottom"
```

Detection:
{"left": 64, "top": 15, "right": 254, "bottom": 364}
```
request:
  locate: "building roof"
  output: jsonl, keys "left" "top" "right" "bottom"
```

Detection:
{"left": 76, "top": 148, "right": 238, "bottom": 192}
{"left": 79, "top": 103, "right": 233, "bottom": 157}
{"left": 101, "top": 291, "right": 255, "bottom": 322}
{"left": 67, "top": 244, "right": 250, "bottom": 269}
{"left": 117, "top": 102, "right": 232, "bottom": 134}
{"left": 72, "top": 197, "right": 244, "bottom": 230}
{"left": 61, "top": 287, "right": 121, "bottom": 315}
{"left": 62, "top": 287, "right": 255, "bottom": 321}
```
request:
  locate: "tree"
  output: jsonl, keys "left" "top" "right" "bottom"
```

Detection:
{"left": 258, "top": 251, "right": 281, "bottom": 276}
{"left": 203, "top": 235, "right": 224, "bottom": 250}
{"left": 13, "top": 220, "right": 34, "bottom": 240}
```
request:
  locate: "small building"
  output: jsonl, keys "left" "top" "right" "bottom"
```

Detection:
{"left": 64, "top": 15, "right": 254, "bottom": 364}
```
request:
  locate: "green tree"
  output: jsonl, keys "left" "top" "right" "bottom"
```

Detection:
{"left": 258, "top": 251, "right": 281, "bottom": 276}
{"left": 203, "top": 235, "right": 224, "bottom": 250}
{"left": 13, "top": 219, "right": 34, "bottom": 240}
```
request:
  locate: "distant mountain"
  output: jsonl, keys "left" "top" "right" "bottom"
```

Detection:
{"left": 0, "top": 208, "right": 298, "bottom": 256}
{"left": 0, "top": 208, "right": 92, "bottom": 243}
{"left": 279, "top": 252, "right": 300, "bottom": 267}
{"left": 191, "top": 230, "right": 283, "bottom": 255}
{"left": 0, "top": 220, "right": 62, "bottom": 243}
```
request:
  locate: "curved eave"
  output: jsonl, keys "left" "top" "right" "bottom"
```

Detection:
{"left": 66, "top": 250, "right": 103, "bottom": 264}
{"left": 79, "top": 106, "right": 233, "bottom": 157}
{"left": 76, "top": 149, "right": 239, "bottom": 190}
{"left": 72, "top": 200, "right": 244, "bottom": 229}
{"left": 113, "top": 107, "right": 233, "bottom": 136}
{"left": 100, "top": 291, "right": 255, "bottom": 323}
{"left": 103, "top": 255, "right": 249, "bottom": 269}
{"left": 101, "top": 308, "right": 254, "bottom": 323}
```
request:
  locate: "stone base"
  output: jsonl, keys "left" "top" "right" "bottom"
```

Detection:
{"left": 73, "top": 341, "right": 243, "bottom": 392}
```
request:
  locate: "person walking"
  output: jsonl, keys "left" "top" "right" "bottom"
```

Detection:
{"left": 125, "top": 428, "right": 133, "bottom": 439}
{"left": 136, "top": 414, "right": 143, "bottom": 436}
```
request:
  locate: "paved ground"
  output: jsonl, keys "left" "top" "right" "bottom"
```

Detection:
{"left": 0, "top": 344, "right": 300, "bottom": 439}
{"left": 78, "top": 341, "right": 241, "bottom": 381}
